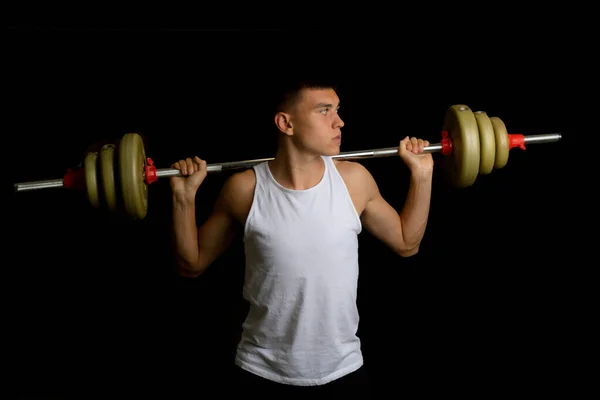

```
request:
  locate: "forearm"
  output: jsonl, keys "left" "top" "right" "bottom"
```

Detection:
{"left": 172, "top": 194, "right": 202, "bottom": 272}
{"left": 399, "top": 171, "right": 433, "bottom": 250}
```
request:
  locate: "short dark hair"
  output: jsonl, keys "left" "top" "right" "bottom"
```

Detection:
{"left": 271, "top": 76, "right": 340, "bottom": 115}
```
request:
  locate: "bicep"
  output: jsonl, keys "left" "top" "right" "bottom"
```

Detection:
{"left": 195, "top": 182, "right": 239, "bottom": 269}
{"left": 360, "top": 172, "right": 414, "bottom": 257}
{"left": 361, "top": 192, "right": 407, "bottom": 253}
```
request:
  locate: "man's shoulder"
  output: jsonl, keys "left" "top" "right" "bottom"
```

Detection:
{"left": 333, "top": 159, "right": 374, "bottom": 186}
{"left": 226, "top": 167, "right": 256, "bottom": 186}
{"left": 332, "top": 159, "right": 378, "bottom": 213}
{"left": 221, "top": 167, "right": 256, "bottom": 212}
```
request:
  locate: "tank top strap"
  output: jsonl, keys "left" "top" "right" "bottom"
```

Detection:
{"left": 251, "top": 161, "right": 270, "bottom": 190}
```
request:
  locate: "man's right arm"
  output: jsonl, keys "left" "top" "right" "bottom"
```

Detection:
{"left": 172, "top": 176, "right": 239, "bottom": 278}
{"left": 172, "top": 168, "right": 256, "bottom": 278}
{"left": 172, "top": 196, "right": 235, "bottom": 278}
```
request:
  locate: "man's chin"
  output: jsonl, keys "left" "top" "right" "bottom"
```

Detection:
{"left": 321, "top": 145, "right": 342, "bottom": 157}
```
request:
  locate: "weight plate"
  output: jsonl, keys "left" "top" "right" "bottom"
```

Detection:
{"left": 99, "top": 143, "right": 118, "bottom": 213}
{"left": 474, "top": 111, "right": 496, "bottom": 175}
{"left": 84, "top": 152, "right": 100, "bottom": 208}
{"left": 442, "top": 104, "right": 480, "bottom": 188}
{"left": 119, "top": 133, "right": 148, "bottom": 220}
{"left": 490, "top": 116, "right": 509, "bottom": 169}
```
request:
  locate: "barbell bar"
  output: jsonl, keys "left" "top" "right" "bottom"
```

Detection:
{"left": 13, "top": 104, "right": 563, "bottom": 220}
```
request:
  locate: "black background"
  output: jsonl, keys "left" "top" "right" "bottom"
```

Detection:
{"left": 7, "top": 25, "right": 593, "bottom": 395}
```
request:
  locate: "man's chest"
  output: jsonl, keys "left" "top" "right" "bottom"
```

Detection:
{"left": 245, "top": 205, "right": 360, "bottom": 274}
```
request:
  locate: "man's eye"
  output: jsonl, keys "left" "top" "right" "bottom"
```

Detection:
{"left": 320, "top": 107, "right": 339, "bottom": 114}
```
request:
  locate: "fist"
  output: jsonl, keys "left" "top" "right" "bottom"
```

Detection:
{"left": 398, "top": 136, "right": 434, "bottom": 175}
{"left": 169, "top": 156, "right": 208, "bottom": 198}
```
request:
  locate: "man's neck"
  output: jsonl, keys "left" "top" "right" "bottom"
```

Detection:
{"left": 269, "top": 145, "right": 325, "bottom": 191}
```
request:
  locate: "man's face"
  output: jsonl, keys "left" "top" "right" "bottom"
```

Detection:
{"left": 288, "top": 88, "right": 345, "bottom": 156}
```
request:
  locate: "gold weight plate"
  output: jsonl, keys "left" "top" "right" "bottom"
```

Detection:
{"left": 474, "top": 111, "right": 496, "bottom": 175}
{"left": 119, "top": 133, "right": 148, "bottom": 220}
{"left": 84, "top": 152, "right": 100, "bottom": 208}
{"left": 442, "top": 104, "right": 480, "bottom": 188}
{"left": 490, "top": 116, "right": 509, "bottom": 169}
{"left": 100, "top": 143, "right": 118, "bottom": 213}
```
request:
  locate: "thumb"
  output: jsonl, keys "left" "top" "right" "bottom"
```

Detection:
{"left": 196, "top": 158, "right": 207, "bottom": 175}
{"left": 398, "top": 136, "right": 409, "bottom": 155}
{"left": 189, "top": 159, "right": 208, "bottom": 186}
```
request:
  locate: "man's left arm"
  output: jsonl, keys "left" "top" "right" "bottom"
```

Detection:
{"left": 360, "top": 136, "right": 433, "bottom": 257}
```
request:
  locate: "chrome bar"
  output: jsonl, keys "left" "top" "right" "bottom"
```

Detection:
{"left": 13, "top": 133, "right": 562, "bottom": 191}
{"left": 524, "top": 133, "right": 562, "bottom": 144}
{"left": 154, "top": 144, "right": 442, "bottom": 177}
{"left": 14, "top": 179, "right": 65, "bottom": 192}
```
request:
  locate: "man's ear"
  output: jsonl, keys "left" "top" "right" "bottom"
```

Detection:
{"left": 274, "top": 112, "right": 293, "bottom": 136}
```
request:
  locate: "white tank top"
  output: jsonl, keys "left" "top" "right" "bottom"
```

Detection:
{"left": 235, "top": 155, "right": 363, "bottom": 386}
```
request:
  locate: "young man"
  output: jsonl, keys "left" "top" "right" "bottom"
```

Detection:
{"left": 170, "top": 79, "right": 433, "bottom": 387}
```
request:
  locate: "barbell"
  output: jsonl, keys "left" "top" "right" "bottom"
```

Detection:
{"left": 13, "top": 104, "right": 562, "bottom": 220}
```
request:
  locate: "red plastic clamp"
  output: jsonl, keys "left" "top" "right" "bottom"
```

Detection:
{"left": 508, "top": 134, "right": 526, "bottom": 150}
{"left": 63, "top": 168, "right": 86, "bottom": 190}
{"left": 440, "top": 130, "right": 453, "bottom": 155}
{"left": 145, "top": 158, "right": 158, "bottom": 185}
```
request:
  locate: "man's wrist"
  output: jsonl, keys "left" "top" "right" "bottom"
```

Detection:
{"left": 410, "top": 168, "right": 433, "bottom": 182}
{"left": 172, "top": 191, "right": 196, "bottom": 206}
